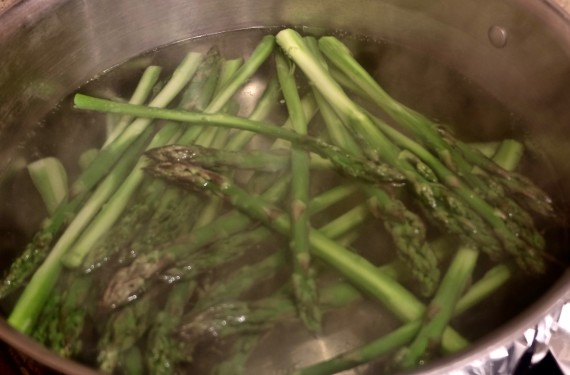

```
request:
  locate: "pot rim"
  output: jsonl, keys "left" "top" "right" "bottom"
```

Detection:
{"left": 1, "top": 0, "right": 569, "bottom": 374}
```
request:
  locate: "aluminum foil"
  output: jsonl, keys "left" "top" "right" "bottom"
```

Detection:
{"left": 449, "top": 297, "right": 570, "bottom": 375}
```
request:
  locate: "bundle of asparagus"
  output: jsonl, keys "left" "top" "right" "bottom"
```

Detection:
{"left": 0, "top": 28, "right": 558, "bottom": 375}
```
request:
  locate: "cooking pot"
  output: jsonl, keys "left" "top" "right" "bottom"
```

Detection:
{"left": 1, "top": 0, "right": 570, "bottom": 374}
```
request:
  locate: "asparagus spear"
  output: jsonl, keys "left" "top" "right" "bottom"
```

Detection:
{"left": 97, "top": 288, "right": 160, "bottom": 374}
{"left": 296, "top": 263, "right": 511, "bottom": 375}
{"left": 32, "top": 272, "right": 94, "bottom": 359}
{"left": 103, "top": 65, "right": 163, "bottom": 148}
{"left": 27, "top": 157, "right": 68, "bottom": 215}
{"left": 147, "top": 144, "right": 291, "bottom": 173}
{"left": 6, "top": 50, "right": 209, "bottom": 331}
{"left": 146, "top": 280, "right": 197, "bottom": 375}
{"left": 96, "top": 77, "right": 306, "bottom": 309}
{"left": 193, "top": 190, "right": 369, "bottom": 320}
{"left": 296, "top": 139, "right": 525, "bottom": 375}
{"left": 396, "top": 138, "right": 528, "bottom": 368}
{"left": 144, "top": 156, "right": 469, "bottom": 351}
{"left": 192, "top": 57, "right": 244, "bottom": 148}
{"left": 156, "top": 38, "right": 276, "bottom": 235}
{"left": 93, "top": 50, "right": 224, "bottom": 268}
{"left": 64, "top": 44, "right": 257, "bottom": 269}
{"left": 397, "top": 245, "right": 478, "bottom": 369}
{"left": 78, "top": 148, "right": 99, "bottom": 171}
{"left": 319, "top": 35, "right": 548, "bottom": 254}
{"left": 100, "top": 169, "right": 357, "bottom": 311}
{"left": 318, "top": 35, "right": 541, "bottom": 215}
{"left": 275, "top": 48, "right": 321, "bottom": 332}
{"left": 99, "top": 176, "right": 290, "bottom": 309}
{"left": 81, "top": 181, "right": 164, "bottom": 271}
{"left": 0, "top": 64, "right": 158, "bottom": 297}
{"left": 276, "top": 28, "right": 546, "bottom": 274}
{"left": 72, "top": 52, "right": 203, "bottom": 197}
{"left": 73, "top": 94, "right": 406, "bottom": 184}
{"left": 177, "top": 35, "right": 276, "bottom": 145}
{"left": 303, "top": 39, "right": 441, "bottom": 296}
{"left": 187, "top": 205, "right": 366, "bottom": 374}
{"left": 169, "top": 226, "right": 274, "bottom": 286}
{"left": 174, "top": 57, "right": 243, "bottom": 230}
{"left": 8, "top": 128, "right": 152, "bottom": 333}
{"left": 72, "top": 95, "right": 498, "bottom": 278}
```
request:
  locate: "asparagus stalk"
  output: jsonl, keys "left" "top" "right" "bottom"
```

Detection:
{"left": 296, "top": 263, "right": 511, "bottom": 375}
{"left": 171, "top": 38, "right": 276, "bottom": 231}
{"left": 184, "top": 57, "right": 244, "bottom": 229}
{"left": 397, "top": 245, "right": 478, "bottom": 368}
{"left": 32, "top": 272, "right": 94, "bottom": 359}
{"left": 275, "top": 48, "right": 321, "bottom": 332}
{"left": 224, "top": 78, "right": 281, "bottom": 151}
{"left": 73, "top": 95, "right": 405, "bottom": 184}
{"left": 192, "top": 57, "right": 243, "bottom": 148}
{"left": 99, "top": 176, "right": 290, "bottom": 309}
{"left": 99, "top": 171, "right": 357, "bottom": 311}
{"left": 396, "top": 138, "right": 527, "bottom": 367}
{"left": 296, "top": 139, "right": 524, "bottom": 374}
{"left": 194, "top": 194, "right": 368, "bottom": 315}
{"left": 0, "top": 178, "right": 91, "bottom": 298}
{"left": 72, "top": 52, "right": 203, "bottom": 196}
{"left": 93, "top": 50, "right": 224, "bottom": 267}
{"left": 7, "top": 128, "right": 152, "bottom": 333}
{"left": 177, "top": 35, "right": 276, "bottom": 145}
{"left": 277, "top": 28, "right": 546, "bottom": 274}
{"left": 5, "top": 50, "right": 207, "bottom": 325}
{"left": 304, "top": 39, "right": 441, "bottom": 296}
{"left": 60, "top": 122, "right": 182, "bottom": 268}
{"left": 320, "top": 35, "right": 548, "bottom": 249}
{"left": 186, "top": 204, "right": 366, "bottom": 373}
{"left": 144, "top": 157, "right": 468, "bottom": 351}
{"left": 81, "top": 181, "right": 165, "bottom": 271}
{"left": 97, "top": 288, "right": 160, "bottom": 374}
{"left": 98, "top": 74, "right": 303, "bottom": 306}
{"left": 27, "top": 157, "right": 68, "bottom": 215}
{"left": 146, "top": 280, "right": 197, "bottom": 375}
{"left": 103, "top": 65, "right": 163, "bottom": 147}
{"left": 63, "top": 46, "right": 244, "bottom": 270}
{"left": 78, "top": 148, "right": 99, "bottom": 171}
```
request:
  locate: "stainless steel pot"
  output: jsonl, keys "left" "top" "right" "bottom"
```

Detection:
{"left": 1, "top": 0, "right": 570, "bottom": 374}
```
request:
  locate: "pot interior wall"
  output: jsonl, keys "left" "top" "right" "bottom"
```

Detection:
{"left": 0, "top": 0, "right": 569, "bottom": 374}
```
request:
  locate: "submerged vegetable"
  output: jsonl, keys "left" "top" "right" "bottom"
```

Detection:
{"left": 0, "top": 28, "right": 560, "bottom": 375}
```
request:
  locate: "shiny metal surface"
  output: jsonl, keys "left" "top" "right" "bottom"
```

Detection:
{"left": 0, "top": 1, "right": 570, "bottom": 374}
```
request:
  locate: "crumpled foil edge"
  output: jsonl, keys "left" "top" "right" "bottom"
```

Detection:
{"left": 448, "top": 296, "right": 570, "bottom": 375}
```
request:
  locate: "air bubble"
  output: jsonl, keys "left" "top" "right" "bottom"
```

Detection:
{"left": 488, "top": 25, "right": 508, "bottom": 48}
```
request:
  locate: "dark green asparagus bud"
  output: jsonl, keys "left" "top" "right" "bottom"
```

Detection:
{"left": 146, "top": 280, "right": 197, "bottom": 375}
{"left": 97, "top": 288, "right": 160, "bottom": 374}
{"left": 364, "top": 186, "right": 439, "bottom": 297}
{"left": 82, "top": 182, "right": 164, "bottom": 270}
{"left": 148, "top": 144, "right": 290, "bottom": 173}
{"left": 0, "top": 192, "right": 88, "bottom": 298}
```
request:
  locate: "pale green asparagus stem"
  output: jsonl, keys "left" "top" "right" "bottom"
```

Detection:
{"left": 72, "top": 52, "right": 203, "bottom": 196}
{"left": 103, "top": 65, "right": 163, "bottom": 147}
{"left": 27, "top": 157, "right": 68, "bottom": 215}
{"left": 7, "top": 128, "right": 152, "bottom": 334}
{"left": 276, "top": 48, "right": 321, "bottom": 332}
